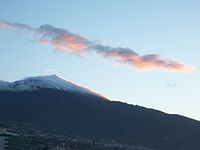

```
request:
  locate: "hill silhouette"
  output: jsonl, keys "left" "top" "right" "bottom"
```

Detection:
{"left": 0, "top": 89, "right": 200, "bottom": 150}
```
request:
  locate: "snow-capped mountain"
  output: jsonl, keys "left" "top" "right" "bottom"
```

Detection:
{"left": 0, "top": 74, "right": 107, "bottom": 99}
{"left": 0, "top": 80, "right": 30, "bottom": 91}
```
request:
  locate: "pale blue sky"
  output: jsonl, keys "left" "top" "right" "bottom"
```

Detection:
{"left": 0, "top": 0, "right": 200, "bottom": 120}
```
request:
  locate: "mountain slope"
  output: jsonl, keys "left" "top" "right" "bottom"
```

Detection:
{"left": 0, "top": 74, "right": 107, "bottom": 99}
{"left": 0, "top": 88, "right": 200, "bottom": 150}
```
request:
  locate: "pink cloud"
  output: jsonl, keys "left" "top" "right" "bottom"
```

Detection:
{"left": 0, "top": 21, "right": 195, "bottom": 73}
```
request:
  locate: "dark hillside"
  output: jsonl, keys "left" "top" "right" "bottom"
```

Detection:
{"left": 0, "top": 89, "right": 200, "bottom": 150}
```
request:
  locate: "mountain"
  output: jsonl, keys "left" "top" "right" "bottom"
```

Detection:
{"left": 0, "top": 75, "right": 200, "bottom": 150}
{"left": 0, "top": 80, "right": 30, "bottom": 91}
{"left": 0, "top": 74, "right": 107, "bottom": 99}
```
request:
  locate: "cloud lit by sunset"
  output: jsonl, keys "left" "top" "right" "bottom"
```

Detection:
{"left": 0, "top": 21, "right": 195, "bottom": 73}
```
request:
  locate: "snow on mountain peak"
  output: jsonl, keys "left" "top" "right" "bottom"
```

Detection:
{"left": 11, "top": 74, "right": 108, "bottom": 99}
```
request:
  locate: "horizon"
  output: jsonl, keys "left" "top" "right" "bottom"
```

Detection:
{"left": 0, "top": 73, "right": 198, "bottom": 121}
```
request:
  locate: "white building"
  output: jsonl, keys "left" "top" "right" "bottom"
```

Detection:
{"left": 0, "top": 135, "right": 7, "bottom": 150}
{"left": 0, "top": 128, "right": 31, "bottom": 150}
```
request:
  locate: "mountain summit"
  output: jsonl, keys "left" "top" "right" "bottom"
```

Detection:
{"left": 0, "top": 74, "right": 108, "bottom": 100}
{"left": 1, "top": 75, "right": 200, "bottom": 150}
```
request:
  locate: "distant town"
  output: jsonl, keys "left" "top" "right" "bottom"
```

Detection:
{"left": 0, "top": 120, "right": 153, "bottom": 150}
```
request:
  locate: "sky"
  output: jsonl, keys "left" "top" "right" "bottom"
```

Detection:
{"left": 0, "top": 0, "right": 200, "bottom": 120}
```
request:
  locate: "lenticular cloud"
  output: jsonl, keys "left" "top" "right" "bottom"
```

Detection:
{"left": 0, "top": 21, "right": 195, "bottom": 73}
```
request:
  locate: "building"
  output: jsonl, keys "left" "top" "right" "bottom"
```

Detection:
{"left": 0, "top": 129, "right": 31, "bottom": 150}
